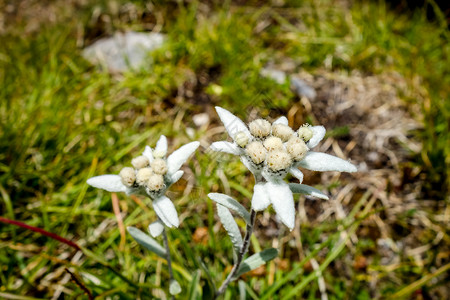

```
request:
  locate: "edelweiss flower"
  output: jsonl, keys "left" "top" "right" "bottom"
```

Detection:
{"left": 211, "top": 106, "right": 356, "bottom": 230}
{"left": 87, "top": 136, "right": 199, "bottom": 235}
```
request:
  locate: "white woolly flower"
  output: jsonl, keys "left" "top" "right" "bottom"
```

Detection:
{"left": 151, "top": 158, "right": 168, "bottom": 175}
{"left": 246, "top": 141, "right": 267, "bottom": 165}
{"left": 119, "top": 167, "right": 136, "bottom": 187}
{"left": 211, "top": 106, "right": 357, "bottom": 230}
{"left": 263, "top": 136, "right": 283, "bottom": 151}
{"left": 249, "top": 119, "right": 271, "bottom": 138}
{"left": 298, "top": 125, "right": 314, "bottom": 142}
{"left": 131, "top": 155, "right": 149, "bottom": 169}
{"left": 136, "top": 167, "right": 153, "bottom": 186}
{"left": 272, "top": 124, "right": 294, "bottom": 142}
{"left": 87, "top": 135, "right": 200, "bottom": 232}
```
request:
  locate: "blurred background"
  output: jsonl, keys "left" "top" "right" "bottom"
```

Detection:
{"left": 0, "top": 0, "right": 449, "bottom": 299}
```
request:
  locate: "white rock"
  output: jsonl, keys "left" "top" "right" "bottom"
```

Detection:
{"left": 82, "top": 31, "right": 165, "bottom": 72}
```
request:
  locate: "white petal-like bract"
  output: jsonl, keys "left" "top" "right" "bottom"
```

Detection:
{"left": 142, "top": 145, "right": 154, "bottom": 163}
{"left": 307, "top": 126, "right": 326, "bottom": 149}
{"left": 288, "top": 183, "right": 329, "bottom": 200}
{"left": 289, "top": 168, "right": 304, "bottom": 183}
{"left": 215, "top": 106, "right": 252, "bottom": 141}
{"left": 152, "top": 196, "right": 179, "bottom": 228}
{"left": 273, "top": 116, "right": 288, "bottom": 126}
{"left": 170, "top": 170, "right": 184, "bottom": 184}
{"left": 266, "top": 181, "right": 295, "bottom": 230}
{"left": 251, "top": 183, "right": 271, "bottom": 211}
{"left": 87, "top": 175, "right": 127, "bottom": 193}
{"left": 299, "top": 152, "right": 357, "bottom": 172}
{"left": 167, "top": 141, "right": 200, "bottom": 175}
{"left": 155, "top": 135, "right": 168, "bottom": 156}
{"left": 148, "top": 220, "right": 165, "bottom": 237}
{"left": 210, "top": 141, "right": 241, "bottom": 155}
{"left": 208, "top": 193, "right": 250, "bottom": 223}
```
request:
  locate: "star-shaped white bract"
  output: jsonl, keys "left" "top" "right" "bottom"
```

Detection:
{"left": 211, "top": 106, "right": 356, "bottom": 230}
{"left": 87, "top": 136, "right": 199, "bottom": 234}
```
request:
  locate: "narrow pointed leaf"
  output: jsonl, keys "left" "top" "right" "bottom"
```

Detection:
{"left": 299, "top": 152, "right": 357, "bottom": 172}
{"left": 188, "top": 270, "right": 201, "bottom": 300}
{"left": 208, "top": 193, "right": 250, "bottom": 223}
{"left": 236, "top": 248, "right": 278, "bottom": 278}
{"left": 217, "top": 204, "right": 243, "bottom": 253}
{"left": 288, "top": 183, "right": 329, "bottom": 200}
{"left": 127, "top": 226, "right": 166, "bottom": 258}
{"left": 167, "top": 141, "right": 200, "bottom": 175}
{"left": 210, "top": 141, "right": 241, "bottom": 155}
{"left": 87, "top": 175, "right": 127, "bottom": 193}
{"left": 239, "top": 280, "right": 246, "bottom": 300}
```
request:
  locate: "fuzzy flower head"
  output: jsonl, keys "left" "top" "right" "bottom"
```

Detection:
{"left": 211, "top": 106, "right": 357, "bottom": 230}
{"left": 87, "top": 135, "right": 199, "bottom": 234}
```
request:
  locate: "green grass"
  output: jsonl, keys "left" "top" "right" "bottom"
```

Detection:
{"left": 0, "top": 0, "right": 449, "bottom": 299}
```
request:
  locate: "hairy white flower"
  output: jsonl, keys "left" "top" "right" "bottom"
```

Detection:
{"left": 286, "top": 137, "right": 308, "bottom": 161}
{"left": 87, "top": 135, "right": 199, "bottom": 231}
{"left": 272, "top": 124, "right": 294, "bottom": 142}
{"left": 246, "top": 141, "right": 267, "bottom": 165}
{"left": 151, "top": 158, "right": 168, "bottom": 175}
{"left": 211, "top": 106, "right": 357, "bottom": 230}
{"left": 147, "top": 174, "right": 165, "bottom": 191}
{"left": 263, "top": 136, "right": 283, "bottom": 151}
{"left": 119, "top": 167, "right": 136, "bottom": 187}
{"left": 131, "top": 155, "right": 149, "bottom": 169}
{"left": 248, "top": 119, "right": 271, "bottom": 138}
{"left": 297, "top": 125, "right": 314, "bottom": 142}
{"left": 266, "top": 150, "right": 292, "bottom": 172}
{"left": 136, "top": 167, "right": 153, "bottom": 186}
{"left": 234, "top": 131, "right": 249, "bottom": 147}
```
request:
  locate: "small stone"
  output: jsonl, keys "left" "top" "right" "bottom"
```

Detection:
{"left": 193, "top": 113, "right": 210, "bottom": 127}
{"left": 82, "top": 31, "right": 166, "bottom": 73}
{"left": 119, "top": 167, "right": 136, "bottom": 187}
{"left": 246, "top": 141, "right": 267, "bottom": 165}
{"left": 290, "top": 77, "right": 316, "bottom": 100}
{"left": 272, "top": 124, "right": 294, "bottom": 142}
{"left": 131, "top": 155, "right": 149, "bottom": 169}
{"left": 260, "top": 68, "right": 287, "bottom": 84}
{"left": 249, "top": 119, "right": 271, "bottom": 138}
{"left": 263, "top": 136, "right": 283, "bottom": 151}
{"left": 151, "top": 158, "right": 168, "bottom": 175}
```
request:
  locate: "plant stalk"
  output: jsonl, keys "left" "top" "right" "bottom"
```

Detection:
{"left": 161, "top": 226, "right": 175, "bottom": 300}
{"left": 215, "top": 209, "right": 257, "bottom": 298}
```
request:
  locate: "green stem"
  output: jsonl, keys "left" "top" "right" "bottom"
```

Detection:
{"left": 215, "top": 209, "right": 257, "bottom": 298}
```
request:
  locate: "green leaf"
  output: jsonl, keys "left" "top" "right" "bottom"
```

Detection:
{"left": 208, "top": 193, "right": 250, "bottom": 223}
{"left": 127, "top": 226, "right": 166, "bottom": 258}
{"left": 288, "top": 183, "right": 329, "bottom": 200}
{"left": 217, "top": 204, "right": 243, "bottom": 253}
{"left": 236, "top": 248, "right": 278, "bottom": 277}
{"left": 238, "top": 280, "right": 246, "bottom": 300}
{"left": 169, "top": 280, "right": 182, "bottom": 295}
{"left": 188, "top": 270, "right": 201, "bottom": 300}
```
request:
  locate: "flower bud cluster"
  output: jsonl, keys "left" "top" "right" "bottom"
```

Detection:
{"left": 236, "top": 119, "right": 314, "bottom": 174}
{"left": 119, "top": 155, "right": 168, "bottom": 193}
